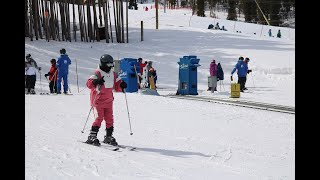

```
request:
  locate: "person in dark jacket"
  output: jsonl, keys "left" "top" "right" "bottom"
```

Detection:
{"left": 56, "top": 48, "right": 71, "bottom": 94}
{"left": 231, "top": 57, "right": 251, "bottom": 92}
{"left": 277, "top": 29, "right": 281, "bottom": 38}
{"left": 45, "top": 59, "right": 58, "bottom": 93}
{"left": 217, "top": 62, "right": 224, "bottom": 81}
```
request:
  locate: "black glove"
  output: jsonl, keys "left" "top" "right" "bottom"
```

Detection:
{"left": 38, "top": 67, "right": 41, "bottom": 71}
{"left": 120, "top": 81, "right": 127, "bottom": 92}
{"left": 92, "top": 76, "right": 105, "bottom": 86}
{"left": 44, "top": 74, "right": 49, "bottom": 77}
{"left": 247, "top": 70, "right": 252, "bottom": 74}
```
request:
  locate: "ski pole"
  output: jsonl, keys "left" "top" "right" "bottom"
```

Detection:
{"left": 123, "top": 89, "right": 133, "bottom": 135}
{"left": 81, "top": 106, "right": 94, "bottom": 133}
{"left": 81, "top": 85, "right": 100, "bottom": 133}
{"left": 52, "top": 70, "right": 58, "bottom": 93}
{"left": 75, "top": 58, "right": 79, "bottom": 93}
{"left": 39, "top": 70, "right": 42, "bottom": 94}
{"left": 222, "top": 80, "right": 225, "bottom": 91}
{"left": 133, "top": 64, "right": 140, "bottom": 90}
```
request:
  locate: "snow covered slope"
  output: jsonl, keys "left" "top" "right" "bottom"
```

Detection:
{"left": 25, "top": 2, "right": 294, "bottom": 179}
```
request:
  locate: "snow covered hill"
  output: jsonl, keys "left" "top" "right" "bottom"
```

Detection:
{"left": 25, "top": 2, "right": 295, "bottom": 180}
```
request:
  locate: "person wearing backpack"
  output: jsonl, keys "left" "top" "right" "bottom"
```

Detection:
{"left": 208, "top": 59, "right": 218, "bottom": 92}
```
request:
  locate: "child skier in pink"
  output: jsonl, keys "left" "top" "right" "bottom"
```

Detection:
{"left": 86, "top": 54, "right": 127, "bottom": 146}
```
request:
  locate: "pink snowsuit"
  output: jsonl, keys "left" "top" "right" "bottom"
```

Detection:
{"left": 210, "top": 62, "right": 217, "bottom": 76}
{"left": 87, "top": 67, "right": 122, "bottom": 128}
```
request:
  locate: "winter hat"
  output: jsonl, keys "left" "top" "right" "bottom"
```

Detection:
{"left": 60, "top": 48, "right": 66, "bottom": 54}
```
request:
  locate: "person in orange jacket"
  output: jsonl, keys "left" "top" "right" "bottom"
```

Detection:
{"left": 45, "top": 59, "right": 58, "bottom": 93}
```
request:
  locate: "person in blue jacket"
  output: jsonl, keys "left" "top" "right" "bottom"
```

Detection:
{"left": 56, "top": 48, "right": 71, "bottom": 94}
{"left": 231, "top": 57, "right": 252, "bottom": 92}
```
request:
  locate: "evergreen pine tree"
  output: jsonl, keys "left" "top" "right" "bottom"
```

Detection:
{"left": 227, "top": 0, "right": 237, "bottom": 20}
{"left": 197, "top": 0, "right": 205, "bottom": 17}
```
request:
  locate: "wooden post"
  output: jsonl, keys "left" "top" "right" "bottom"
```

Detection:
{"left": 155, "top": 0, "right": 158, "bottom": 29}
{"left": 36, "top": 0, "right": 41, "bottom": 39}
{"left": 50, "top": 0, "right": 56, "bottom": 40}
{"left": 121, "top": 0, "right": 124, "bottom": 43}
{"left": 112, "top": 0, "right": 118, "bottom": 42}
{"left": 82, "top": 4, "right": 88, "bottom": 42}
{"left": 107, "top": 0, "right": 113, "bottom": 43}
{"left": 126, "top": 0, "right": 128, "bottom": 43}
{"left": 98, "top": 0, "right": 103, "bottom": 27}
{"left": 86, "top": 0, "right": 92, "bottom": 42}
{"left": 260, "top": 25, "right": 264, "bottom": 37}
{"left": 93, "top": 0, "right": 99, "bottom": 41}
{"left": 141, "top": 21, "right": 143, "bottom": 41}
{"left": 102, "top": 0, "right": 109, "bottom": 43}
{"left": 54, "top": 1, "right": 61, "bottom": 41}
{"left": 40, "top": 0, "right": 46, "bottom": 35}
{"left": 73, "top": 0, "right": 76, "bottom": 41}
{"left": 25, "top": 0, "right": 30, "bottom": 37}
{"left": 29, "top": 0, "right": 34, "bottom": 41}
{"left": 78, "top": 3, "right": 84, "bottom": 41}
{"left": 33, "top": 0, "right": 39, "bottom": 40}
{"left": 66, "top": 0, "right": 71, "bottom": 42}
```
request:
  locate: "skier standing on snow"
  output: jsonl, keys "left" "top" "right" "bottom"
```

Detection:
{"left": 147, "top": 61, "right": 157, "bottom": 88}
{"left": 208, "top": 59, "right": 217, "bottom": 91}
{"left": 231, "top": 57, "right": 252, "bottom": 92}
{"left": 44, "top": 59, "right": 58, "bottom": 93}
{"left": 25, "top": 54, "right": 41, "bottom": 94}
{"left": 85, "top": 54, "right": 127, "bottom": 146}
{"left": 56, "top": 48, "right": 71, "bottom": 94}
{"left": 138, "top": 58, "right": 147, "bottom": 88}
{"left": 268, "top": 29, "right": 272, "bottom": 37}
{"left": 277, "top": 29, "right": 281, "bottom": 38}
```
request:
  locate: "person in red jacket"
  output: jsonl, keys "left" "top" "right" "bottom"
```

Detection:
{"left": 138, "top": 58, "right": 147, "bottom": 88}
{"left": 45, "top": 59, "right": 58, "bottom": 93}
{"left": 85, "top": 54, "right": 127, "bottom": 146}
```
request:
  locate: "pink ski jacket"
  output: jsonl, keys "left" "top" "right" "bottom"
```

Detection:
{"left": 87, "top": 67, "right": 122, "bottom": 108}
{"left": 210, "top": 62, "right": 217, "bottom": 76}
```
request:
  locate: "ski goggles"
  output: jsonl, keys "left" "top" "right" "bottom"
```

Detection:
{"left": 101, "top": 62, "right": 114, "bottom": 67}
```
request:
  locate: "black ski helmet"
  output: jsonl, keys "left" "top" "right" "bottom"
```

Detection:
{"left": 100, "top": 54, "right": 114, "bottom": 67}
{"left": 60, "top": 48, "right": 66, "bottom": 54}
{"left": 50, "top": 59, "right": 56, "bottom": 64}
{"left": 26, "top": 54, "right": 31, "bottom": 59}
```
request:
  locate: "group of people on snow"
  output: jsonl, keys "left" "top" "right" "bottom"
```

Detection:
{"left": 208, "top": 22, "right": 227, "bottom": 31}
{"left": 25, "top": 48, "right": 71, "bottom": 94}
{"left": 208, "top": 56, "right": 252, "bottom": 93}
{"left": 268, "top": 29, "right": 282, "bottom": 38}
